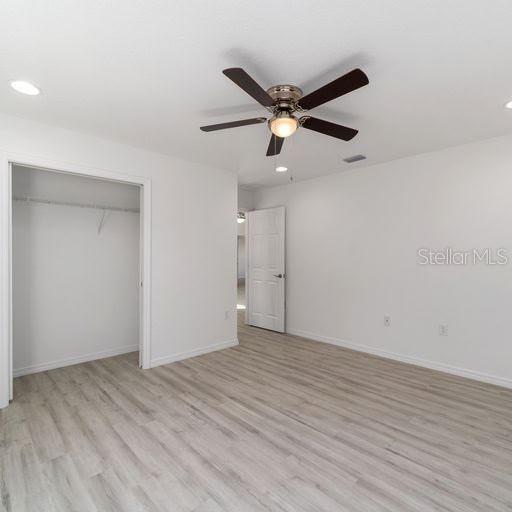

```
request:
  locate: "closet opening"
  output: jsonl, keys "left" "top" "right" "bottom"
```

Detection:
{"left": 5, "top": 162, "right": 150, "bottom": 400}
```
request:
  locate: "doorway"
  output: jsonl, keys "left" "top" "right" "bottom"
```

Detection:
{"left": 0, "top": 158, "right": 152, "bottom": 408}
{"left": 12, "top": 164, "right": 141, "bottom": 379}
{"left": 237, "top": 215, "right": 247, "bottom": 311}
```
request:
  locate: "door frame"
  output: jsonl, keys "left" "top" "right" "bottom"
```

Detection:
{"left": 236, "top": 207, "right": 250, "bottom": 324}
{"left": 0, "top": 153, "right": 152, "bottom": 409}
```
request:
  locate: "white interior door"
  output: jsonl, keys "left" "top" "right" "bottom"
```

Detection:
{"left": 247, "top": 207, "right": 285, "bottom": 332}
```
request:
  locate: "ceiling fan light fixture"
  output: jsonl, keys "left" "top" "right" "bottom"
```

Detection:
{"left": 269, "top": 112, "right": 298, "bottom": 138}
{"left": 201, "top": 66, "right": 369, "bottom": 157}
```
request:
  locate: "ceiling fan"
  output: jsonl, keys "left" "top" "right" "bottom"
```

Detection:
{"left": 200, "top": 67, "right": 369, "bottom": 156}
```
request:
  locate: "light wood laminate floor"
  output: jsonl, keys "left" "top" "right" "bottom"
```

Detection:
{"left": 2, "top": 315, "right": 512, "bottom": 511}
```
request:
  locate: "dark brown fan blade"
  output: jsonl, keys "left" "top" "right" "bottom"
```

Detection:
{"left": 200, "top": 117, "right": 266, "bottom": 132}
{"left": 298, "top": 69, "right": 369, "bottom": 111}
{"left": 300, "top": 116, "right": 358, "bottom": 141}
{"left": 223, "top": 68, "right": 274, "bottom": 108}
{"left": 266, "top": 134, "right": 284, "bottom": 156}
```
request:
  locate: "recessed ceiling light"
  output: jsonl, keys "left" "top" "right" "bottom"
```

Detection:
{"left": 10, "top": 80, "right": 40, "bottom": 96}
{"left": 505, "top": 100, "right": 512, "bottom": 109}
{"left": 275, "top": 166, "right": 288, "bottom": 172}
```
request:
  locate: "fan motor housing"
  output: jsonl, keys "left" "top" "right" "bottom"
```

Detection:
{"left": 266, "top": 85, "right": 303, "bottom": 111}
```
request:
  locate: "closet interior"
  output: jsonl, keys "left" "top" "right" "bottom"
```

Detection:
{"left": 12, "top": 164, "right": 141, "bottom": 376}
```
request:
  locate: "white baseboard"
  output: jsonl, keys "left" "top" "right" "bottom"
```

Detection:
{"left": 286, "top": 328, "right": 512, "bottom": 390}
{"left": 13, "top": 344, "right": 139, "bottom": 377}
{"left": 151, "top": 339, "right": 239, "bottom": 368}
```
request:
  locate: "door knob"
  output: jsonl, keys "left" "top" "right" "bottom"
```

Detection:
{"left": 273, "top": 273, "right": 284, "bottom": 278}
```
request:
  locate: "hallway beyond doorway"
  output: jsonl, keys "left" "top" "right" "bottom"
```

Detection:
{"left": 237, "top": 278, "right": 245, "bottom": 310}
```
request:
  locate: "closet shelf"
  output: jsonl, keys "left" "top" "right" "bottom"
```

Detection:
{"left": 13, "top": 196, "right": 139, "bottom": 213}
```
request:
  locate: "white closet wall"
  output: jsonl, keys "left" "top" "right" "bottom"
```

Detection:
{"left": 12, "top": 166, "right": 140, "bottom": 376}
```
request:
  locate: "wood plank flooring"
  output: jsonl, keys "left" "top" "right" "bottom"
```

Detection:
{"left": 2, "top": 314, "right": 512, "bottom": 511}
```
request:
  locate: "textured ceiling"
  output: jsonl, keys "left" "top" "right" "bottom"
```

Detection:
{"left": 2, "top": 0, "right": 512, "bottom": 187}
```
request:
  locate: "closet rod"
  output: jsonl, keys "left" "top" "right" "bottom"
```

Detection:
{"left": 13, "top": 196, "right": 139, "bottom": 213}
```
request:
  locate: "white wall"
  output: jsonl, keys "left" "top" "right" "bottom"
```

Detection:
{"left": 13, "top": 196, "right": 140, "bottom": 375}
{"left": 254, "top": 133, "right": 512, "bottom": 388}
{"left": 237, "top": 219, "right": 246, "bottom": 237}
{"left": 1, "top": 113, "right": 237, "bottom": 375}
{"left": 238, "top": 187, "right": 254, "bottom": 210}
{"left": 12, "top": 164, "right": 140, "bottom": 209}
{"left": 237, "top": 236, "right": 246, "bottom": 279}
{"left": 237, "top": 187, "right": 253, "bottom": 236}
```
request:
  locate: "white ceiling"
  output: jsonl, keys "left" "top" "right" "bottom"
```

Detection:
{"left": 2, "top": 1, "right": 512, "bottom": 188}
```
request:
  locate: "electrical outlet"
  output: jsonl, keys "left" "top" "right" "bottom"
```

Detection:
{"left": 439, "top": 324, "right": 448, "bottom": 336}
{"left": 384, "top": 316, "right": 391, "bottom": 327}
{"left": 224, "top": 310, "right": 230, "bottom": 320}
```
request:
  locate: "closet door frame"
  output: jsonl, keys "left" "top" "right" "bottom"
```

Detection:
{"left": 0, "top": 154, "right": 152, "bottom": 408}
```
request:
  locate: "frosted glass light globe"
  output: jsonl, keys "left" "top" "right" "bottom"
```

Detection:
{"left": 270, "top": 113, "right": 298, "bottom": 138}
